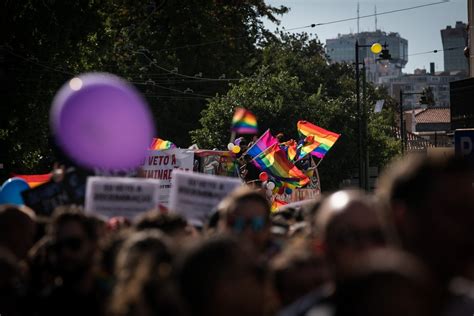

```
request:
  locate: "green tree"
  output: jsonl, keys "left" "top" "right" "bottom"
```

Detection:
{"left": 191, "top": 33, "right": 400, "bottom": 191}
{"left": 1, "top": 0, "right": 287, "bottom": 176}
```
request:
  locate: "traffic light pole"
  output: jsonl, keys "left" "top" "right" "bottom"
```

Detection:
{"left": 355, "top": 41, "right": 364, "bottom": 189}
{"left": 355, "top": 41, "right": 390, "bottom": 190}
{"left": 399, "top": 90, "right": 404, "bottom": 155}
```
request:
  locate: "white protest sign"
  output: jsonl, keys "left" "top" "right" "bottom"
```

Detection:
{"left": 142, "top": 149, "right": 194, "bottom": 206}
{"left": 169, "top": 170, "right": 242, "bottom": 225}
{"left": 85, "top": 177, "right": 164, "bottom": 219}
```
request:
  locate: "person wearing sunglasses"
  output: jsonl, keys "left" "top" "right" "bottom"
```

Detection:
{"left": 217, "top": 186, "right": 271, "bottom": 253}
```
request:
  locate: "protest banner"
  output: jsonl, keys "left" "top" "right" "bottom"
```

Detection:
{"left": 141, "top": 149, "right": 194, "bottom": 206}
{"left": 21, "top": 169, "right": 87, "bottom": 216}
{"left": 273, "top": 188, "right": 320, "bottom": 204}
{"left": 169, "top": 170, "right": 242, "bottom": 225}
{"left": 85, "top": 177, "right": 164, "bottom": 219}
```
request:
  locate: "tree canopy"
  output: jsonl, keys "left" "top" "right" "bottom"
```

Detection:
{"left": 191, "top": 32, "right": 400, "bottom": 190}
{"left": 1, "top": 1, "right": 399, "bottom": 190}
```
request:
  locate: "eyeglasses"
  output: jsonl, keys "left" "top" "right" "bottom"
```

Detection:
{"left": 332, "top": 228, "right": 386, "bottom": 247}
{"left": 54, "top": 237, "right": 83, "bottom": 252}
{"left": 228, "top": 215, "right": 266, "bottom": 233}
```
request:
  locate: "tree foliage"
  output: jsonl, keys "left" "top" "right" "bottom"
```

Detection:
{"left": 191, "top": 33, "right": 400, "bottom": 190}
{"left": 1, "top": 0, "right": 287, "bottom": 175}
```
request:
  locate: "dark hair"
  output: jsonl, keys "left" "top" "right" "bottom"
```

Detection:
{"left": 177, "top": 236, "right": 262, "bottom": 316}
{"left": 334, "top": 249, "right": 437, "bottom": 316}
{"left": 377, "top": 154, "right": 472, "bottom": 211}
{"left": 135, "top": 211, "right": 187, "bottom": 235}
{"left": 110, "top": 230, "right": 182, "bottom": 316}
{"left": 218, "top": 186, "right": 271, "bottom": 220}
{"left": 49, "top": 206, "right": 98, "bottom": 242}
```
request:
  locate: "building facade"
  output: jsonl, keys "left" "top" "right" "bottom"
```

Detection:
{"left": 379, "top": 69, "right": 467, "bottom": 109}
{"left": 441, "top": 21, "right": 468, "bottom": 73}
{"left": 325, "top": 30, "right": 408, "bottom": 83}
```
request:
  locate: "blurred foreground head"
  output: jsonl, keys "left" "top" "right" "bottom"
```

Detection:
{"left": 218, "top": 186, "right": 271, "bottom": 251}
{"left": 0, "top": 204, "right": 36, "bottom": 260}
{"left": 48, "top": 206, "right": 98, "bottom": 282}
{"left": 177, "top": 236, "right": 267, "bottom": 316}
{"left": 376, "top": 154, "right": 474, "bottom": 281}
{"left": 271, "top": 238, "right": 330, "bottom": 308}
{"left": 110, "top": 230, "right": 182, "bottom": 316}
{"left": 335, "top": 248, "right": 438, "bottom": 316}
{"left": 314, "top": 189, "right": 388, "bottom": 278}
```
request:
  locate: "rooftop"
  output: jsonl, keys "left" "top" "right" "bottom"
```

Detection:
{"left": 415, "top": 108, "right": 451, "bottom": 124}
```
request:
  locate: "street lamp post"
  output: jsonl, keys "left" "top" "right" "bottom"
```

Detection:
{"left": 354, "top": 41, "right": 385, "bottom": 190}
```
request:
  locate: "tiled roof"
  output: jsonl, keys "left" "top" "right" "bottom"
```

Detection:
{"left": 415, "top": 108, "right": 450, "bottom": 124}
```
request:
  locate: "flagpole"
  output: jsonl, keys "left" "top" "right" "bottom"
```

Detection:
{"left": 230, "top": 131, "right": 236, "bottom": 144}
{"left": 316, "top": 157, "right": 324, "bottom": 168}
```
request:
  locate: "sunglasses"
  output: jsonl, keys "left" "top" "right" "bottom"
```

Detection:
{"left": 228, "top": 215, "right": 266, "bottom": 233}
{"left": 54, "top": 237, "right": 83, "bottom": 252}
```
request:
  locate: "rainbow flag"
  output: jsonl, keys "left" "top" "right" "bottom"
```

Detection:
{"left": 297, "top": 121, "right": 340, "bottom": 158}
{"left": 231, "top": 108, "right": 258, "bottom": 134}
{"left": 253, "top": 143, "right": 309, "bottom": 188}
{"left": 150, "top": 138, "right": 176, "bottom": 150}
{"left": 271, "top": 198, "right": 288, "bottom": 212}
{"left": 245, "top": 129, "right": 278, "bottom": 158}
{"left": 14, "top": 174, "right": 51, "bottom": 188}
{"left": 281, "top": 139, "right": 298, "bottom": 162}
{"left": 296, "top": 136, "right": 320, "bottom": 160}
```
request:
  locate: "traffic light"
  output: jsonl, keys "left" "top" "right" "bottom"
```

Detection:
{"left": 419, "top": 93, "right": 427, "bottom": 104}
{"left": 419, "top": 87, "right": 435, "bottom": 106}
{"left": 379, "top": 48, "right": 391, "bottom": 60}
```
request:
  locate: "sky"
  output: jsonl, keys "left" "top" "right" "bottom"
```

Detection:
{"left": 264, "top": 0, "right": 467, "bottom": 73}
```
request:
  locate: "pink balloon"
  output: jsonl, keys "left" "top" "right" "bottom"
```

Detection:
{"left": 50, "top": 73, "right": 155, "bottom": 170}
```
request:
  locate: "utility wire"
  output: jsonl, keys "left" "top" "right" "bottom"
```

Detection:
{"left": 284, "top": 0, "right": 450, "bottom": 31}
{"left": 408, "top": 46, "right": 464, "bottom": 56}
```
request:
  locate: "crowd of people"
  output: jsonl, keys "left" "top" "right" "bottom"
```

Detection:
{"left": 1, "top": 153, "right": 473, "bottom": 316}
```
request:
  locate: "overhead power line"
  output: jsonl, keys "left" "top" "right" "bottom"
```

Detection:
{"left": 408, "top": 46, "right": 464, "bottom": 56}
{"left": 284, "top": 0, "right": 450, "bottom": 31}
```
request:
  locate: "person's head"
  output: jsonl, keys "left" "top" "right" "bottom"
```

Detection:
{"left": 334, "top": 248, "right": 438, "bottom": 316}
{"left": 110, "top": 230, "right": 181, "bottom": 316}
{"left": 135, "top": 210, "right": 190, "bottom": 239}
{"left": 0, "top": 204, "right": 36, "bottom": 260}
{"left": 218, "top": 186, "right": 271, "bottom": 251}
{"left": 376, "top": 154, "right": 474, "bottom": 281}
{"left": 314, "top": 190, "right": 388, "bottom": 278}
{"left": 271, "top": 238, "right": 330, "bottom": 307}
{"left": 177, "top": 236, "right": 268, "bottom": 316}
{"left": 0, "top": 248, "right": 25, "bottom": 316}
{"left": 48, "top": 206, "right": 98, "bottom": 280}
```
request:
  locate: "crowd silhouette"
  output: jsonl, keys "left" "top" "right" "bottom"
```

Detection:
{"left": 1, "top": 154, "right": 473, "bottom": 316}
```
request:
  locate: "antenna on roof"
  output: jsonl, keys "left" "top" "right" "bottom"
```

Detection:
{"left": 357, "top": 2, "right": 360, "bottom": 36}
{"left": 375, "top": 5, "right": 378, "bottom": 31}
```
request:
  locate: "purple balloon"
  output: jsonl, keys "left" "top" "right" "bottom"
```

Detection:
{"left": 51, "top": 73, "right": 155, "bottom": 170}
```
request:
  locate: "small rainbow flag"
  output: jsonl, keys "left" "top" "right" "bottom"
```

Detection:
{"left": 150, "top": 138, "right": 176, "bottom": 150}
{"left": 271, "top": 198, "right": 288, "bottom": 212}
{"left": 246, "top": 129, "right": 278, "bottom": 158}
{"left": 231, "top": 108, "right": 258, "bottom": 134}
{"left": 253, "top": 143, "right": 309, "bottom": 188}
{"left": 296, "top": 136, "right": 320, "bottom": 160}
{"left": 14, "top": 174, "right": 51, "bottom": 188}
{"left": 281, "top": 139, "right": 298, "bottom": 162}
{"left": 297, "top": 121, "right": 340, "bottom": 159}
